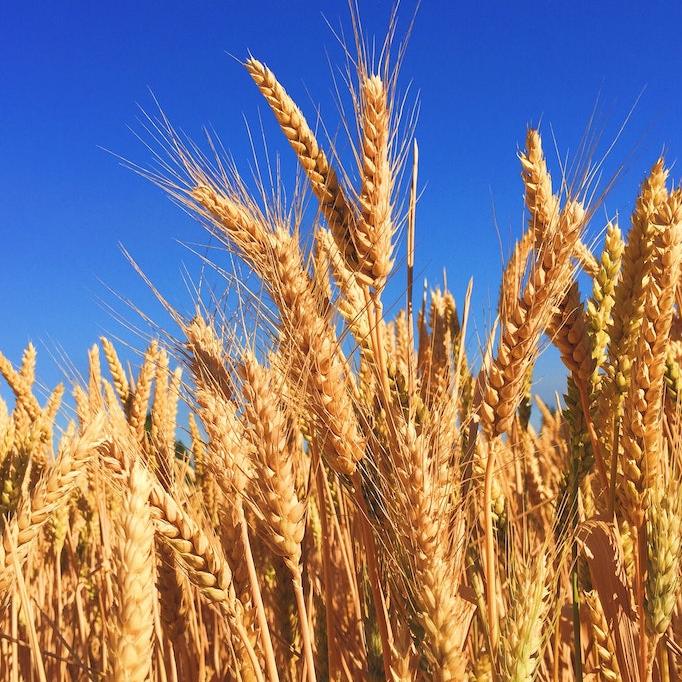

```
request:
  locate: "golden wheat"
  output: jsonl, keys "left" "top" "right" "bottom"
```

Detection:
{"left": 4, "top": 16, "right": 682, "bottom": 682}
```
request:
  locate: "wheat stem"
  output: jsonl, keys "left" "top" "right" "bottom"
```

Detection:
{"left": 238, "top": 513, "right": 279, "bottom": 682}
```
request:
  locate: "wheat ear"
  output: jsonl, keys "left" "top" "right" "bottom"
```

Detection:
{"left": 645, "top": 487, "right": 682, "bottom": 636}
{"left": 478, "top": 199, "right": 585, "bottom": 438}
{"left": 0, "top": 351, "right": 41, "bottom": 421}
{"left": 620, "top": 190, "right": 682, "bottom": 528}
{"left": 583, "top": 590, "right": 620, "bottom": 682}
{"left": 245, "top": 57, "right": 356, "bottom": 267}
{"left": 519, "top": 129, "right": 560, "bottom": 247}
{"left": 497, "top": 552, "right": 549, "bottom": 682}
{"left": 100, "top": 337, "right": 130, "bottom": 405}
{"left": 603, "top": 161, "right": 668, "bottom": 413}
{"left": 184, "top": 314, "right": 233, "bottom": 400}
{"left": 391, "top": 419, "right": 468, "bottom": 679}
{"left": 18, "top": 342, "right": 37, "bottom": 384}
{"left": 587, "top": 221, "right": 624, "bottom": 393}
{"left": 354, "top": 74, "right": 394, "bottom": 290}
{"left": 110, "top": 461, "right": 155, "bottom": 682}
{"left": 129, "top": 341, "right": 158, "bottom": 445}
{"left": 149, "top": 481, "right": 264, "bottom": 682}
{"left": 547, "top": 281, "right": 595, "bottom": 385}
{"left": 240, "top": 352, "right": 315, "bottom": 681}
{"left": 189, "top": 183, "right": 364, "bottom": 475}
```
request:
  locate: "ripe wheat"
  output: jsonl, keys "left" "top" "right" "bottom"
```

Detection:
{"left": 2, "top": 15, "right": 682, "bottom": 682}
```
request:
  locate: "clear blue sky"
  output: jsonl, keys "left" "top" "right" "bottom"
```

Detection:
{"left": 1, "top": 1, "right": 681, "bottom": 403}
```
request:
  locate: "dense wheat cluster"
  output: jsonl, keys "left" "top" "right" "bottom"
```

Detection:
{"left": 2, "top": 23, "right": 682, "bottom": 682}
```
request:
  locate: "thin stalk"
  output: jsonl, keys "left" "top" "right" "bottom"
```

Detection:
{"left": 483, "top": 439, "right": 499, "bottom": 649}
{"left": 291, "top": 568, "right": 317, "bottom": 682}
{"left": 11, "top": 590, "right": 18, "bottom": 682}
{"left": 352, "top": 472, "right": 394, "bottom": 680}
{"left": 239, "top": 513, "right": 280, "bottom": 682}
{"left": 566, "top": 446, "right": 584, "bottom": 682}
{"left": 452, "top": 278, "right": 474, "bottom": 412}
{"left": 356, "top": 285, "right": 399, "bottom": 676}
{"left": 56, "top": 555, "right": 65, "bottom": 681}
{"left": 314, "top": 452, "right": 341, "bottom": 678}
{"left": 577, "top": 383, "right": 609, "bottom": 493}
{"left": 11, "top": 542, "right": 47, "bottom": 682}
{"left": 636, "top": 524, "right": 648, "bottom": 681}
{"left": 233, "top": 621, "right": 266, "bottom": 682}
{"left": 659, "top": 639, "right": 670, "bottom": 682}
{"left": 165, "top": 638, "right": 179, "bottom": 682}
{"left": 571, "top": 535, "right": 583, "bottom": 681}
{"left": 364, "top": 288, "right": 399, "bottom": 451}
{"left": 513, "top": 423, "right": 524, "bottom": 492}
{"left": 406, "top": 139, "right": 418, "bottom": 398}
{"left": 157, "top": 639, "right": 170, "bottom": 682}
{"left": 608, "top": 411, "right": 620, "bottom": 518}
{"left": 322, "top": 472, "right": 364, "bottom": 648}
{"left": 552, "top": 601, "right": 561, "bottom": 682}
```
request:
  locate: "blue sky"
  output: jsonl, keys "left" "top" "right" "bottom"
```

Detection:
{"left": 1, "top": 1, "right": 682, "bottom": 404}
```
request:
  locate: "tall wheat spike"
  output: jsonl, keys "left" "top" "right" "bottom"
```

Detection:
{"left": 245, "top": 58, "right": 357, "bottom": 269}
{"left": 620, "top": 189, "right": 682, "bottom": 527}
{"left": 109, "top": 460, "right": 155, "bottom": 682}
{"left": 354, "top": 74, "right": 394, "bottom": 290}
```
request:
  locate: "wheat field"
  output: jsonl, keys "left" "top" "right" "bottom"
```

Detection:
{"left": 1, "top": 16, "right": 681, "bottom": 682}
